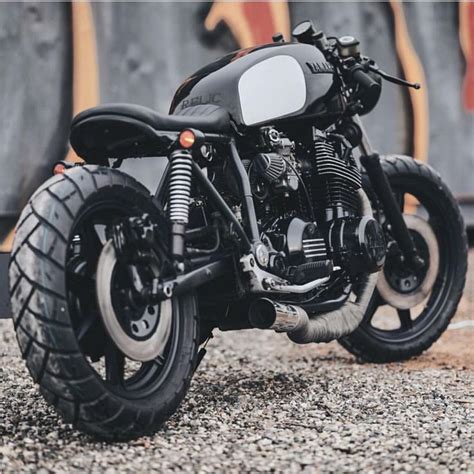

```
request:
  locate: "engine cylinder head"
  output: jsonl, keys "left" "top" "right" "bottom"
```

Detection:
{"left": 311, "top": 139, "right": 362, "bottom": 219}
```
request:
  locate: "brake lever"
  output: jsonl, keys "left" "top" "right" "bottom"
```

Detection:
{"left": 368, "top": 64, "right": 421, "bottom": 89}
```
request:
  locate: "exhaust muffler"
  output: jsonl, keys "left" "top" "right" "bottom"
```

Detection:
{"left": 248, "top": 272, "right": 377, "bottom": 343}
{"left": 248, "top": 298, "right": 309, "bottom": 333}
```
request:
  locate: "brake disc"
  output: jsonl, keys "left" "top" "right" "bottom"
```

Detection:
{"left": 96, "top": 240, "right": 172, "bottom": 362}
{"left": 377, "top": 214, "right": 439, "bottom": 310}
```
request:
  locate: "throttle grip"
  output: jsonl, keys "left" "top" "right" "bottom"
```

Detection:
{"left": 351, "top": 67, "right": 381, "bottom": 95}
{"left": 348, "top": 64, "right": 382, "bottom": 114}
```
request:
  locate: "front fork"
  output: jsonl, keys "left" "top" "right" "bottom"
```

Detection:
{"left": 353, "top": 115, "right": 424, "bottom": 269}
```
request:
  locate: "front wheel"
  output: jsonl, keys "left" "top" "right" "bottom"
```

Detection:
{"left": 339, "top": 155, "right": 468, "bottom": 362}
{"left": 9, "top": 166, "right": 199, "bottom": 440}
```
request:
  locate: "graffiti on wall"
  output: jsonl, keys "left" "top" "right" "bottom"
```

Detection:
{"left": 201, "top": 0, "right": 472, "bottom": 162}
{"left": 51, "top": 0, "right": 474, "bottom": 167}
{"left": 460, "top": 0, "right": 474, "bottom": 111}
{"left": 204, "top": 1, "right": 290, "bottom": 48}
{"left": 0, "top": 1, "right": 473, "bottom": 252}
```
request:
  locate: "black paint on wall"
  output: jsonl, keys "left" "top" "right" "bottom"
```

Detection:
{"left": 403, "top": 1, "right": 474, "bottom": 196}
{"left": 0, "top": 2, "right": 72, "bottom": 239}
{"left": 0, "top": 2, "right": 472, "bottom": 234}
{"left": 290, "top": 1, "right": 410, "bottom": 155}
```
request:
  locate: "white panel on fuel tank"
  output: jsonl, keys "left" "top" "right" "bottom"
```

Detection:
{"left": 238, "top": 55, "right": 306, "bottom": 126}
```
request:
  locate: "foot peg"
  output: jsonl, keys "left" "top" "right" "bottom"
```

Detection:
{"left": 288, "top": 259, "right": 333, "bottom": 284}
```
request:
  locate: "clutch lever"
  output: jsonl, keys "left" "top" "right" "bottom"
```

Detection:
{"left": 368, "top": 64, "right": 421, "bottom": 89}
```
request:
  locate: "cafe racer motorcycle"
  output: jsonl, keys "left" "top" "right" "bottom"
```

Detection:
{"left": 10, "top": 21, "right": 467, "bottom": 439}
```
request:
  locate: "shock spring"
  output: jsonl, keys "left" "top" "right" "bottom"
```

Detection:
{"left": 168, "top": 149, "right": 193, "bottom": 260}
{"left": 168, "top": 150, "right": 193, "bottom": 224}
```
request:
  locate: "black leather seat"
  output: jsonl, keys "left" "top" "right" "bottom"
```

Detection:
{"left": 72, "top": 103, "right": 231, "bottom": 133}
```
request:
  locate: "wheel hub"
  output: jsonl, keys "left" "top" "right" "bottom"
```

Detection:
{"left": 377, "top": 214, "right": 439, "bottom": 310}
{"left": 116, "top": 287, "right": 160, "bottom": 339}
{"left": 96, "top": 240, "right": 172, "bottom": 361}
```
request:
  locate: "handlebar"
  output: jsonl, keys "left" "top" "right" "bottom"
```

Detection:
{"left": 347, "top": 64, "right": 382, "bottom": 114}
{"left": 290, "top": 20, "right": 421, "bottom": 92}
{"left": 350, "top": 65, "right": 381, "bottom": 95}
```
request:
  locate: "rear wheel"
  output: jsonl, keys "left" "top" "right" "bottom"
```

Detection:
{"left": 339, "top": 155, "right": 468, "bottom": 362}
{"left": 9, "top": 166, "right": 199, "bottom": 440}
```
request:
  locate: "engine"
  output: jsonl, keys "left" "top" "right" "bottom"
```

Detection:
{"left": 249, "top": 127, "right": 385, "bottom": 283}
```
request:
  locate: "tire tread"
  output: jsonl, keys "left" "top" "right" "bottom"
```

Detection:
{"left": 340, "top": 155, "right": 468, "bottom": 362}
{"left": 10, "top": 165, "right": 199, "bottom": 440}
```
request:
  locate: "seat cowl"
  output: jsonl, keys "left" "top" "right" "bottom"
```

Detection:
{"left": 70, "top": 114, "right": 175, "bottom": 163}
{"left": 72, "top": 103, "right": 231, "bottom": 133}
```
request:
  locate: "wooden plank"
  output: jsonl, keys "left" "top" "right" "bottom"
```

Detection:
{"left": 0, "top": 3, "right": 72, "bottom": 244}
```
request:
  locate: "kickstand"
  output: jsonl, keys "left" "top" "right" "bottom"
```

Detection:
{"left": 194, "top": 333, "right": 213, "bottom": 372}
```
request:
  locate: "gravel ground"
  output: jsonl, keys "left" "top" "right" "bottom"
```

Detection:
{"left": 1, "top": 254, "right": 473, "bottom": 472}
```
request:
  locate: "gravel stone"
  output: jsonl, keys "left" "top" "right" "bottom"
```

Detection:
{"left": 1, "top": 315, "right": 473, "bottom": 472}
{"left": 2, "top": 252, "right": 474, "bottom": 472}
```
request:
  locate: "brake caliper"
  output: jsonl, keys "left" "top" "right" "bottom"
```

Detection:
{"left": 108, "top": 213, "right": 157, "bottom": 264}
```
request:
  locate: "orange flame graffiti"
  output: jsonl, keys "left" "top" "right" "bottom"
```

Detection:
{"left": 205, "top": 1, "right": 290, "bottom": 47}
{"left": 460, "top": 1, "right": 474, "bottom": 112}
{"left": 389, "top": 0, "right": 429, "bottom": 164}
{"left": 65, "top": 1, "right": 100, "bottom": 163}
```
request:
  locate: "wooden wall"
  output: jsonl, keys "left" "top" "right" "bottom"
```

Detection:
{"left": 0, "top": 2, "right": 72, "bottom": 242}
{"left": 0, "top": 1, "right": 472, "bottom": 243}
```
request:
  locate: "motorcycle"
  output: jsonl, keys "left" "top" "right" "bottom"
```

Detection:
{"left": 10, "top": 20, "right": 467, "bottom": 440}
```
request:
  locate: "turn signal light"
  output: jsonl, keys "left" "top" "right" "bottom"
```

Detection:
{"left": 52, "top": 160, "right": 82, "bottom": 175}
{"left": 179, "top": 129, "right": 196, "bottom": 149}
{"left": 53, "top": 162, "right": 67, "bottom": 175}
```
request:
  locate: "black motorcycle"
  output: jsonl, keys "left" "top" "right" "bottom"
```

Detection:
{"left": 10, "top": 20, "right": 467, "bottom": 439}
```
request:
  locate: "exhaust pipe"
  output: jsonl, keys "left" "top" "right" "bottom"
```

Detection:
{"left": 248, "top": 298, "right": 309, "bottom": 333}
{"left": 249, "top": 190, "right": 380, "bottom": 344}
{"left": 287, "top": 271, "right": 378, "bottom": 343}
{"left": 248, "top": 272, "right": 377, "bottom": 343}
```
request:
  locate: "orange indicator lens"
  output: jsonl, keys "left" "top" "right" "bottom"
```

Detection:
{"left": 53, "top": 163, "right": 66, "bottom": 175}
{"left": 179, "top": 129, "right": 196, "bottom": 148}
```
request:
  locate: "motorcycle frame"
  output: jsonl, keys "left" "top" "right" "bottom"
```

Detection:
{"left": 154, "top": 136, "right": 258, "bottom": 256}
{"left": 151, "top": 115, "right": 421, "bottom": 298}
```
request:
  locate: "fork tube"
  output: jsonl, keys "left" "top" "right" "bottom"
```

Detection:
{"left": 353, "top": 115, "right": 423, "bottom": 268}
{"left": 352, "top": 115, "right": 375, "bottom": 156}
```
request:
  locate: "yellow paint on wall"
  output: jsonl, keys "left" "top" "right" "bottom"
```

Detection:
{"left": 459, "top": 1, "right": 472, "bottom": 61}
{"left": 0, "top": 1, "right": 100, "bottom": 252}
{"left": 65, "top": 1, "right": 100, "bottom": 163}
{"left": 205, "top": 1, "right": 290, "bottom": 48}
{"left": 205, "top": 2, "right": 256, "bottom": 48}
{"left": 0, "top": 228, "right": 15, "bottom": 253}
{"left": 390, "top": 0, "right": 429, "bottom": 214}
{"left": 267, "top": 2, "right": 291, "bottom": 42}
{"left": 389, "top": 0, "right": 429, "bottom": 164}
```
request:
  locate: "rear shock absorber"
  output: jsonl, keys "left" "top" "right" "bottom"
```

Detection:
{"left": 168, "top": 149, "right": 193, "bottom": 262}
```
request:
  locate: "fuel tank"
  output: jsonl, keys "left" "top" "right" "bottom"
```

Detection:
{"left": 170, "top": 43, "right": 344, "bottom": 129}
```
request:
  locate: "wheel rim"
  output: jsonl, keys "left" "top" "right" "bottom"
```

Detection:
{"left": 66, "top": 199, "right": 178, "bottom": 399}
{"left": 376, "top": 214, "right": 439, "bottom": 310}
{"left": 360, "top": 178, "right": 455, "bottom": 344}
{"left": 96, "top": 240, "right": 173, "bottom": 362}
